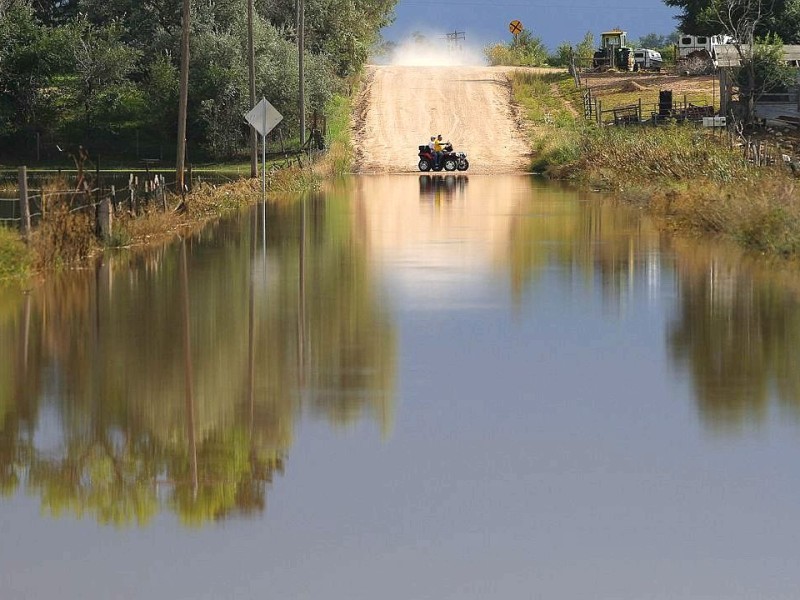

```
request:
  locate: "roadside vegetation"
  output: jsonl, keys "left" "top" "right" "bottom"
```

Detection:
{"left": 0, "top": 227, "right": 31, "bottom": 280}
{"left": 318, "top": 92, "right": 355, "bottom": 177}
{"left": 0, "top": 0, "right": 396, "bottom": 164}
{"left": 513, "top": 70, "right": 800, "bottom": 257}
{"left": 0, "top": 71, "right": 363, "bottom": 282}
{"left": 0, "top": 0, "right": 380, "bottom": 281}
{"left": 0, "top": 162, "right": 325, "bottom": 282}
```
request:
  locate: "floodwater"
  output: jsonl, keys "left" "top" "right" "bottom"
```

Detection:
{"left": 2, "top": 174, "right": 800, "bottom": 600}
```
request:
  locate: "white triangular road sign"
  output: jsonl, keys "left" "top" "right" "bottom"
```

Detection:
{"left": 245, "top": 98, "right": 283, "bottom": 136}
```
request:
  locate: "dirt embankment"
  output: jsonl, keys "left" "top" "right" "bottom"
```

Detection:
{"left": 353, "top": 65, "right": 531, "bottom": 174}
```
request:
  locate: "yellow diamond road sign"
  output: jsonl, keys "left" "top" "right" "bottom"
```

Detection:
{"left": 509, "top": 20, "right": 523, "bottom": 35}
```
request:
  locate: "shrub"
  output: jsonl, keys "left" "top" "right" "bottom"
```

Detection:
{"left": 33, "top": 197, "right": 95, "bottom": 268}
{"left": 0, "top": 227, "right": 31, "bottom": 280}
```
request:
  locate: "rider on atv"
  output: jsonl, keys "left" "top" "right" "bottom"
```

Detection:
{"left": 418, "top": 135, "right": 469, "bottom": 172}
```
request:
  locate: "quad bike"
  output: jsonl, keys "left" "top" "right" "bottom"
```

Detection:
{"left": 417, "top": 143, "right": 469, "bottom": 172}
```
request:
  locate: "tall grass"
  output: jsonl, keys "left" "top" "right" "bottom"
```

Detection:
{"left": 322, "top": 94, "right": 353, "bottom": 176}
{"left": 0, "top": 227, "right": 31, "bottom": 280}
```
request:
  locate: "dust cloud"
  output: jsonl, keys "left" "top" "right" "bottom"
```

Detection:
{"left": 385, "top": 33, "right": 487, "bottom": 67}
{"left": 354, "top": 65, "right": 530, "bottom": 173}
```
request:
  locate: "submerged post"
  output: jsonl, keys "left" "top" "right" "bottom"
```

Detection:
{"left": 18, "top": 166, "right": 30, "bottom": 238}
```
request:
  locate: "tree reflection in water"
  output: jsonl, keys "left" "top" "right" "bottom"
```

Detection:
{"left": 503, "top": 186, "right": 800, "bottom": 429}
{"left": 668, "top": 240, "right": 800, "bottom": 430}
{"left": 0, "top": 191, "right": 396, "bottom": 527}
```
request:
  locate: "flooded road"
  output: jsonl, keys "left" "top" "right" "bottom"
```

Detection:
{"left": 2, "top": 175, "right": 800, "bottom": 599}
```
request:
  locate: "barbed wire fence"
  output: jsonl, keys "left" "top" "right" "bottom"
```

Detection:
{"left": 0, "top": 166, "right": 198, "bottom": 241}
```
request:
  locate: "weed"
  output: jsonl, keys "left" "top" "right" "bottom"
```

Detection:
{"left": 0, "top": 227, "right": 32, "bottom": 280}
{"left": 33, "top": 198, "right": 95, "bottom": 268}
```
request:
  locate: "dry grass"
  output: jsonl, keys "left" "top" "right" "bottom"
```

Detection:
{"left": 27, "top": 177, "right": 98, "bottom": 269}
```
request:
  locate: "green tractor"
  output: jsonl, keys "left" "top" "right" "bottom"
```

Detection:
{"left": 592, "top": 29, "right": 635, "bottom": 71}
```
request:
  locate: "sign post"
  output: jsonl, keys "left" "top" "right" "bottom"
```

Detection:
{"left": 509, "top": 19, "right": 523, "bottom": 48}
{"left": 245, "top": 97, "right": 284, "bottom": 204}
{"left": 245, "top": 98, "right": 283, "bottom": 258}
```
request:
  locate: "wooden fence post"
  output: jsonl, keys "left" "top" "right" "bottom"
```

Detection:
{"left": 99, "top": 194, "right": 112, "bottom": 242}
{"left": 128, "top": 174, "right": 135, "bottom": 212}
{"left": 18, "top": 166, "right": 31, "bottom": 238}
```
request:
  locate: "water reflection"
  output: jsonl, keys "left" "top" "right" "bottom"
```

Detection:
{"left": 668, "top": 240, "right": 800, "bottom": 430}
{"left": 0, "top": 192, "right": 396, "bottom": 526}
{"left": 3, "top": 175, "right": 800, "bottom": 530}
{"left": 418, "top": 174, "right": 468, "bottom": 204}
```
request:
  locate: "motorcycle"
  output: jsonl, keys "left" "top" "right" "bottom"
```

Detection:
{"left": 417, "top": 143, "right": 469, "bottom": 172}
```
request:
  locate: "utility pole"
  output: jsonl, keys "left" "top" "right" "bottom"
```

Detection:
{"left": 297, "top": 0, "right": 306, "bottom": 149}
{"left": 176, "top": 0, "right": 191, "bottom": 194}
{"left": 247, "top": 0, "right": 257, "bottom": 178}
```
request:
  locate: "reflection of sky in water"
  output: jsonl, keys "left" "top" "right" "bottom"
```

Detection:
{"left": 2, "top": 175, "right": 800, "bottom": 599}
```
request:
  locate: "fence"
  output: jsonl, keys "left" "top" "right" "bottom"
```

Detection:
{"left": 0, "top": 145, "right": 315, "bottom": 239}
{"left": 588, "top": 95, "right": 715, "bottom": 127}
{"left": 1, "top": 166, "right": 185, "bottom": 240}
{"left": 0, "top": 164, "right": 248, "bottom": 238}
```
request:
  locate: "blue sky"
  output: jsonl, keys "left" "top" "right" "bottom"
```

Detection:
{"left": 382, "top": 0, "right": 681, "bottom": 50}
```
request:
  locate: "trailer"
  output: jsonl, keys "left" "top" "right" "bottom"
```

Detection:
{"left": 677, "top": 33, "right": 732, "bottom": 59}
{"left": 633, "top": 49, "right": 663, "bottom": 72}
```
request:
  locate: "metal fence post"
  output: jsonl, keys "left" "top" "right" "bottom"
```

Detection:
{"left": 18, "top": 166, "right": 31, "bottom": 238}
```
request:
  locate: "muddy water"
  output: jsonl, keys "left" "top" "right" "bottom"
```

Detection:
{"left": 1, "top": 175, "right": 799, "bottom": 599}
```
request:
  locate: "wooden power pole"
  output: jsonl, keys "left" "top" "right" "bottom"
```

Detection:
{"left": 176, "top": 0, "right": 191, "bottom": 193}
{"left": 298, "top": 0, "right": 306, "bottom": 149}
{"left": 247, "top": 0, "right": 257, "bottom": 178}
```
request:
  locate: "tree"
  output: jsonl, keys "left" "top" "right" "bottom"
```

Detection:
{"left": 484, "top": 30, "right": 549, "bottom": 67}
{"left": 262, "top": 0, "right": 397, "bottom": 76}
{"left": 551, "top": 42, "right": 573, "bottom": 67}
{"left": 709, "top": 0, "right": 773, "bottom": 121}
{"left": 66, "top": 16, "right": 141, "bottom": 137}
{"left": 664, "top": 0, "right": 800, "bottom": 43}
{"left": 0, "top": 4, "right": 68, "bottom": 137}
{"left": 176, "top": 0, "right": 191, "bottom": 191}
{"left": 637, "top": 33, "right": 672, "bottom": 48}
{"left": 575, "top": 31, "right": 596, "bottom": 65}
{"left": 738, "top": 33, "right": 797, "bottom": 101}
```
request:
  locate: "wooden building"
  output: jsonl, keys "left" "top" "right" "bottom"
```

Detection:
{"left": 712, "top": 44, "right": 800, "bottom": 122}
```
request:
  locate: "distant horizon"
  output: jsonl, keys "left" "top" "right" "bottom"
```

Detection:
{"left": 382, "top": 0, "right": 681, "bottom": 51}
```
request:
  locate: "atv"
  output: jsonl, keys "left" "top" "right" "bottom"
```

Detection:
{"left": 418, "top": 143, "right": 469, "bottom": 172}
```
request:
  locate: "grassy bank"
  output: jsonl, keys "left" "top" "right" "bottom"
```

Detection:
{"left": 0, "top": 163, "right": 320, "bottom": 282}
{"left": 318, "top": 93, "right": 354, "bottom": 176}
{"left": 513, "top": 70, "right": 800, "bottom": 257}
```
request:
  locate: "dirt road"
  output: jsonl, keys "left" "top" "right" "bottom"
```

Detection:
{"left": 353, "top": 65, "right": 531, "bottom": 174}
